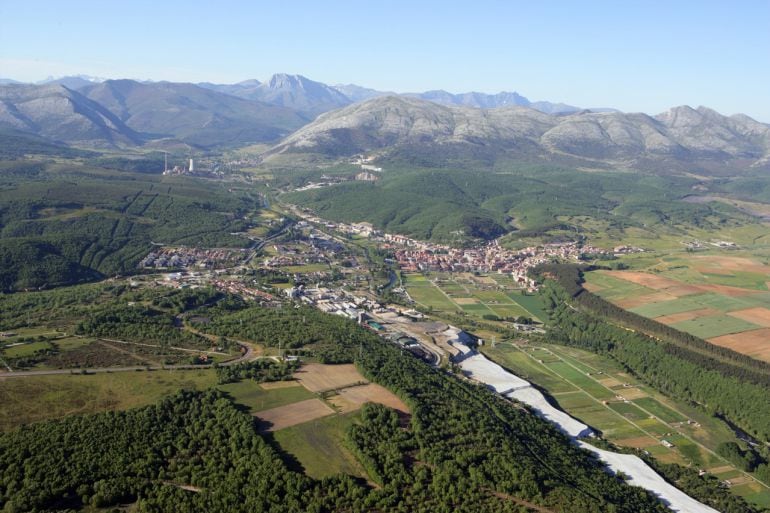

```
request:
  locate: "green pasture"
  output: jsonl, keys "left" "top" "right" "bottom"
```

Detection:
{"left": 218, "top": 381, "right": 313, "bottom": 414}
{"left": 272, "top": 412, "right": 368, "bottom": 481}
{"left": 0, "top": 369, "right": 216, "bottom": 431}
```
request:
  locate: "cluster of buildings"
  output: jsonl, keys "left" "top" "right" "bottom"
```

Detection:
{"left": 262, "top": 242, "right": 329, "bottom": 268}
{"left": 140, "top": 247, "right": 246, "bottom": 269}
{"left": 209, "top": 278, "right": 279, "bottom": 304}
{"left": 285, "top": 285, "right": 384, "bottom": 320}
{"left": 389, "top": 239, "right": 610, "bottom": 290}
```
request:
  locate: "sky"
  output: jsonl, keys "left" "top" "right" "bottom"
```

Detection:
{"left": 1, "top": 0, "right": 769, "bottom": 120}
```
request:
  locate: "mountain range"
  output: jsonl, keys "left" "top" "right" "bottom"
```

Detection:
{"left": 268, "top": 96, "right": 770, "bottom": 173}
{"left": 0, "top": 73, "right": 768, "bottom": 173}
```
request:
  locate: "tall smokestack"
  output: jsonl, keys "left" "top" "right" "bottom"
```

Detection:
{"left": 189, "top": 158, "right": 194, "bottom": 172}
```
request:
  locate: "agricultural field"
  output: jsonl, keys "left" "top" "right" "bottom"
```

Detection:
{"left": 404, "top": 271, "right": 546, "bottom": 321}
{"left": 584, "top": 253, "right": 770, "bottom": 362}
{"left": 251, "top": 363, "right": 408, "bottom": 424}
{"left": 272, "top": 412, "right": 370, "bottom": 480}
{"left": 218, "top": 380, "right": 315, "bottom": 413}
{"left": 482, "top": 341, "right": 770, "bottom": 507}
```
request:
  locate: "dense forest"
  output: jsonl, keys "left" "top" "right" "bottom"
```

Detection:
{"left": 285, "top": 166, "right": 753, "bottom": 244}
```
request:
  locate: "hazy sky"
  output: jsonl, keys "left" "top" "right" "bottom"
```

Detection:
{"left": 2, "top": 0, "right": 769, "bottom": 120}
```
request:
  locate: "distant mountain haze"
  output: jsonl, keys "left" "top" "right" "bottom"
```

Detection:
{"left": 0, "top": 74, "right": 768, "bottom": 173}
{"left": 0, "top": 83, "right": 142, "bottom": 147}
{"left": 0, "top": 80, "right": 306, "bottom": 148}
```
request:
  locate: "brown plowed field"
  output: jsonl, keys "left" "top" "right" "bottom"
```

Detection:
{"left": 327, "top": 383, "right": 410, "bottom": 415}
{"left": 708, "top": 329, "right": 770, "bottom": 363}
{"left": 655, "top": 308, "right": 720, "bottom": 325}
{"left": 254, "top": 398, "right": 334, "bottom": 431}
{"left": 295, "top": 363, "right": 367, "bottom": 392}
{"left": 696, "top": 284, "right": 760, "bottom": 297}
{"left": 692, "top": 256, "right": 770, "bottom": 274}
{"left": 728, "top": 307, "right": 770, "bottom": 327}
{"left": 608, "top": 271, "right": 759, "bottom": 297}
{"left": 606, "top": 272, "right": 694, "bottom": 293}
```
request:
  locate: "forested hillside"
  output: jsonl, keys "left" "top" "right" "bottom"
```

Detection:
{"left": 286, "top": 166, "right": 754, "bottom": 243}
{"left": 0, "top": 162, "right": 261, "bottom": 291}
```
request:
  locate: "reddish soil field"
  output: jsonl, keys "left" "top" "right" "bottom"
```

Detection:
{"left": 708, "top": 329, "right": 770, "bottom": 363}
{"left": 655, "top": 308, "right": 721, "bottom": 325}
{"left": 728, "top": 307, "right": 770, "bottom": 327}
{"left": 692, "top": 256, "right": 770, "bottom": 275}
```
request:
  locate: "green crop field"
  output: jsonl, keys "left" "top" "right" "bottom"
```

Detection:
{"left": 460, "top": 303, "right": 495, "bottom": 315}
{"left": 272, "top": 411, "right": 369, "bottom": 481}
{"left": 0, "top": 369, "right": 216, "bottom": 431}
{"left": 217, "top": 381, "right": 314, "bottom": 414}
{"left": 2, "top": 341, "right": 53, "bottom": 358}
{"left": 487, "top": 304, "right": 530, "bottom": 318}
{"left": 585, "top": 272, "right": 654, "bottom": 300}
{"left": 482, "top": 345, "right": 576, "bottom": 393}
{"left": 607, "top": 401, "right": 648, "bottom": 421}
{"left": 506, "top": 292, "right": 549, "bottom": 321}
{"left": 628, "top": 297, "right": 705, "bottom": 317}
{"left": 633, "top": 397, "right": 687, "bottom": 424}
{"left": 545, "top": 362, "right": 616, "bottom": 400}
{"left": 671, "top": 315, "right": 760, "bottom": 338}
{"left": 685, "top": 293, "right": 759, "bottom": 312}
